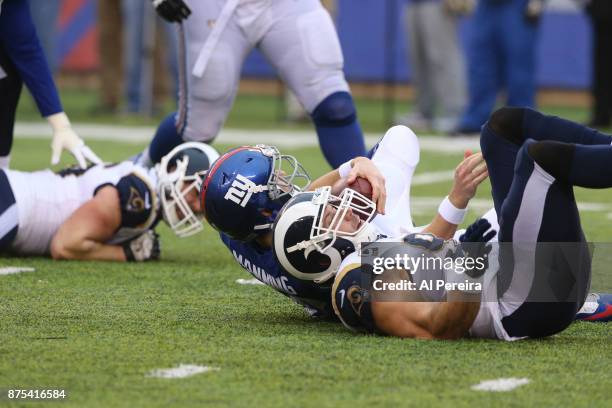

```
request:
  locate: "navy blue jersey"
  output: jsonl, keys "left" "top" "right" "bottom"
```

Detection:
{"left": 0, "top": 0, "right": 62, "bottom": 117}
{"left": 220, "top": 233, "right": 334, "bottom": 318}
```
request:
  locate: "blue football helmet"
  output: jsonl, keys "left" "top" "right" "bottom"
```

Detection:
{"left": 201, "top": 145, "right": 310, "bottom": 241}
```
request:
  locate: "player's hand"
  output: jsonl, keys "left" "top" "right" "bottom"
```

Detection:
{"left": 443, "top": 0, "right": 475, "bottom": 16}
{"left": 152, "top": 0, "right": 191, "bottom": 23}
{"left": 459, "top": 218, "right": 496, "bottom": 278}
{"left": 123, "top": 230, "right": 161, "bottom": 262}
{"left": 448, "top": 151, "right": 488, "bottom": 209}
{"left": 460, "top": 218, "right": 496, "bottom": 243}
{"left": 347, "top": 157, "right": 387, "bottom": 214}
{"left": 48, "top": 112, "right": 103, "bottom": 169}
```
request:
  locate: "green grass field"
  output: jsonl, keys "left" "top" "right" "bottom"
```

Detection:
{"left": 1, "top": 94, "right": 611, "bottom": 407}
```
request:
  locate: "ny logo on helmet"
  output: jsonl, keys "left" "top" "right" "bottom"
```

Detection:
{"left": 224, "top": 174, "right": 256, "bottom": 207}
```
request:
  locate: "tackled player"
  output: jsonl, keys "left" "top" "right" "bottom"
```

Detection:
{"left": 272, "top": 108, "right": 612, "bottom": 340}
{"left": 0, "top": 143, "right": 218, "bottom": 262}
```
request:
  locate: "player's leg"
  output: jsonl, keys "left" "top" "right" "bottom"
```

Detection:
{"left": 143, "top": 2, "right": 251, "bottom": 165}
{"left": 480, "top": 107, "right": 612, "bottom": 215}
{"left": 258, "top": 0, "right": 366, "bottom": 168}
{"left": 456, "top": 1, "right": 501, "bottom": 133}
{"left": 503, "top": 107, "right": 612, "bottom": 146}
{"left": 0, "top": 45, "right": 23, "bottom": 169}
{"left": 369, "top": 126, "right": 420, "bottom": 235}
{"left": 496, "top": 141, "right": 594, "bottom": 338}
{"left": 0, "top": 170, "right": 18, "bottom": 250}
{"left": 422, "top": 1, "right": 465, "bottom": 132}
{"left": 499, "top": 0, "right": 538, "bottom": 109}
{"left": 405, "top": 3, "right": 435, "bottom": 125}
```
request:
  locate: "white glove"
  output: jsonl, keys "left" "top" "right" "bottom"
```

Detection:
{"left": 47, "top": 112, "right": 103, "bottom": 168}
{"left": 122, "top": 230, "right": 161, "bottom": 262}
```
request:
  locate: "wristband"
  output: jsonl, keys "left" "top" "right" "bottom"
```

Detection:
{"left": 438, "top": 196, "right": 467, "bottom": 225}
{"left": 338, "top": 160, "right": 352, "bottom": 178}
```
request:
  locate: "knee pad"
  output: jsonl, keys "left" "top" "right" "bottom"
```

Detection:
{"left": 311, "top": 92, "right": 356, "bottom": 127}
{"left": 527, "top": 140, "right": 574, "bottom": 182}
{"left": 488, "top": 107, "right": 526, "bottom": 145}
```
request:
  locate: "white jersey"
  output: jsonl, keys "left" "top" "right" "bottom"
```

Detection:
{"left": 5, "top": 162, "right": 158, "bottom": 255}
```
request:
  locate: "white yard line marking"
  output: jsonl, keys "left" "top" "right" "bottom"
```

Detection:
{"left": 0, "top": 267, "right": 35, "bottom": 276}
{"left": 412, "top": 170, "right": 455, "bottom": 186}
{"left": 236, "top": 278, "right": 265, "bottom": 286}
{"left": 14, "top": 122, "right": 478, "bottom": 152}
{"left": 471, "top": 378, "right": 530, "bottom": 392}
{"left": 410, "top": 197, "right": 612, "bottom": 215}
{"left": 147, "top": 364, "right": 219, "bottom": 379}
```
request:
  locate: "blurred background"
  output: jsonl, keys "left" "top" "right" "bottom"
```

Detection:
{"left": 18, "top": 0, "right": 611, "bottom": 134}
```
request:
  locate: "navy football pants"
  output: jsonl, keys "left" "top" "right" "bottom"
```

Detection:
{"left": 480, "top": 108, "right": 612, "bottom": 338}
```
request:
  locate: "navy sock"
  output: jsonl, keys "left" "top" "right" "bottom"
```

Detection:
{"left": 315, "top": 120, "right": 367, "bottom": 168}
{"left": 149, "top": 112, "right": 184, "bottom": 164}
{"left": 311, "top": 92, "right": 366, "bottom": 168}
{"left": 0, "top": 50, "right": 22, "bottom": 158}
{"left": 523, "top": 108, "right": 612, "bottom": 145}
{"left": 528, "top": 140, "right": 612, "bottom": 188}
{"left": 490, "top": 107, "right": 612, "bottom": 146}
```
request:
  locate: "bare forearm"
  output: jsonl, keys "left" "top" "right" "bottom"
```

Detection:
{"left": 51, "top": 238, "right": 126, "bottom": 261}
{"left": 423, "top": 214, "right": 459, "bottom": 239}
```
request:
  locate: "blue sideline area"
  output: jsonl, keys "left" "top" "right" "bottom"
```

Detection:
{"left": 242, "top": 1, "right": 591, "bottom": 89}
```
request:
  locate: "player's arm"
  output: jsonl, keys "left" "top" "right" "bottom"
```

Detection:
{"left": 308, "top": 157, "right": 387, "bottom": 214}
{"left": 51, "top": 185, "right": 159, "bottom": 262}
{"left": 423, "top": 152, "right": 488, "bottom": 239}
{"left": 0, "top": 0, "right": 102, "bottom": 168}
{"left": 372, "top": 297, "right": 480, "bottom": 340}
{"left": 50, "top": 186, "right": 127, "bottom": 261}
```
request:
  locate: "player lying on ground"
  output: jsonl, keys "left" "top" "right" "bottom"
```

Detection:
{"left": 0, "top": 143, "right": 218, "bottom": 262}
{"left": 200, "top": 144, "right": 382, "bottom": 316}
{"left": 200, "top": 127, "right": 489, "bottom": 317}
{"left": 273, "top": 107, "right": 612, "bottom": 340}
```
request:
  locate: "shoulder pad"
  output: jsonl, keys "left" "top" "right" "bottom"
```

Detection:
{"left": 331, "top": 262, "right": 377, "bottom": 333}
{"left": 116, "top": 173, "right": 155, "bottom": 228}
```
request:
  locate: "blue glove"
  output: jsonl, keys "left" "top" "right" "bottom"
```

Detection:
{"left": 459, "top": 218, "right": 496, "bottom": 278}
{"left": 460, "top": 218, "right": 496, "bottom": 243}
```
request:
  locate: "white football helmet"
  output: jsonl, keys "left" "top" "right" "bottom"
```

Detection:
{"left": 273, "top": 186, "right": 380, "bottom": 283}
{"left": 157, "top": 142, "right": 220, "bottom": 237}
